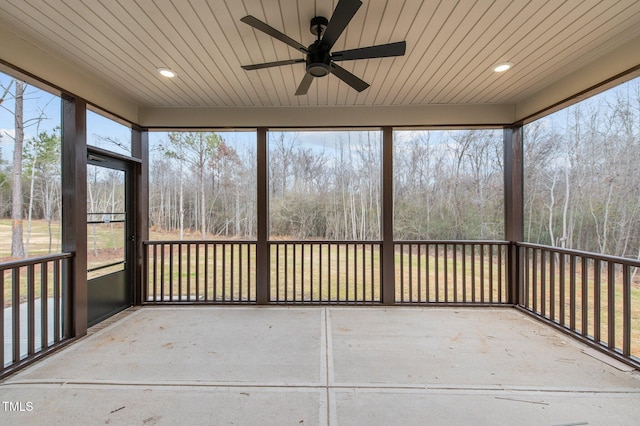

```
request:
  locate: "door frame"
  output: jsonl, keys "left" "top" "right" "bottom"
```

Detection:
{"left": 86, "top": 147, "right": 139, "bottom": 326}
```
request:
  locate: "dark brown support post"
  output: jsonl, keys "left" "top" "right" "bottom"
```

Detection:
{"left": 132, "top": 128, "right": 149, "bottom": 305}
{"left": 504, "top": 124, "right": 524, "bottom": 305}
{"left": 256, "top": 127, "right": 270, "bottom": 304}
{"left": 381, "top": 127, "right": 395, "bottom": 305}
{"left": 61, "top": 95, "right": 87, "bottom": 337}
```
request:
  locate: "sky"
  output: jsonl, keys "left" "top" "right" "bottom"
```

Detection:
{"left": 2, "top": 69, "right": 638, "bottom": 165}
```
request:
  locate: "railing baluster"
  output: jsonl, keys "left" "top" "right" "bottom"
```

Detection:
{"left": 230, "top": 243, "right": 235, "bottom": 301}
{"left": 550, "top": 251, "right": 556, "bottom": 322}
{"left": 319, "top": 244, "right": 323, "bottom": 302}
{"left": 238, "top": 243, "right": 243, "bottom": 301}
{"left": 498, "top": 244, "right": 502, "bottom": 303}
{"left": 346, "top": 243, "right": 350, "bottom": 302}
{"left": 559, "top": 253, "right": 566, "bottom": 326}
{"left": 293, "top": 244, "right": 297, "bottom": 301}
{"left": 435, "top": 244, "right": 440, "bottom": 302}
{"left": 594, "top": 259, "right": 601, "bottom": 343}
{"left": 273, "top": 243, "right": 278, "bottom": 302}
{"left": 445, "top": 244, "right": 449, "bottom": 303}
{"left": 1, "top": 269, "right": 4, "bottom": 368}
{"left": 13, "top": 267, "right": 21, "bottom": 363}
{"left": 54, "top": 259, "right": 60, "bottom": 342}
{"left": 204, "top": 243, "right": 209, "bottom": 301}
{"left": 489, "top": 244, "right": 494, "bottom": 303}
{"left": 186, "top": 243, "right": 191, "bottom": 301}
{"left": 310, "top": 244, "right": 314, "bottom": 302}
{"left": 152, "top": 244, "right": 157, "bottom": 302}
{"left": 371, "top": 243, "right": 375, "bottom": 302}
{"left": 480, "top": 244, "right": 484, "bottom": 303}
{"left": 400, "top": 243, "right": 405, "bottom": 302}
{"left": 607, "top": 262, "right": 615, "bottom": 350}
{"left": 178, "top": 243, "right": 183, "bottom": 301}
{"left": 169, "top": 244, "right": 174, "bottom": 302}
{"left": 337, "top": 244, "right": 341, "bottom": 302}
{"left": 41, "top": 262, "right": 49, "bottom": 350}
{"left": 582, "top": 257, "right": 588, "bottom": 337}
{"left": 328, "top": 244, "right": 332, "bottom": 302}
{"left": 361, "top": 243, "right": 366, "bottom": 302}
{"left": 195, "top": 243, "right": 200, "bottom": 301}
{"left": 160, "top": 244, "right": 165, "bottom": 301}
{"left": 285, "top": 244, "right": 289, "bottom": 302}
{"left": 27, "top": 264, "right": 35, "bottom": 356}
{"left": 470, "top": 244, "right": 475, "bottom": 303}
{"left": 570, "top": 254, "right": 576, "bottom": 331}
{"left": 222, "top": 244, "right": 227, "bottom": 301}
{"left": 623, "top": 264, "right": 631, "bottom": 357}
{"left": 460, "top": 244, "right": 465, "bottom": 302}
{"left": 541, "top": 249, "right": 546, "bottom": 318}
{"left": 301, "top": 244, "right": 305, "bottom": 301}
{"left": 355, "top": 244, "right": 360, "bottom": 302}
{"left": 247, "top": 244, "right": 252, "bottom": 301}
{"left": 532, "top": 248, "right": 538, "bottom": 313}
{"left": 213, "top": 244, "right": 218, "bottom": 301}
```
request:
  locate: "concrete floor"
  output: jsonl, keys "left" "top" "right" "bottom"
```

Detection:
{"left": 1, "top": 306, "right": 639, "bottom": 425}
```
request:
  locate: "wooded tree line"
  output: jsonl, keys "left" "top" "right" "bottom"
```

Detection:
{"left": 149, "top": 131, "right": 256, "bottom": 239}
{"left": 148, "top": 129, "right": 504, "bottom": 241}
{"left": 2, "top": 74, "right": 640, "bottom": 260}
{"left": 524, "top": 79, "right": 640, "bottom": 258}
{"left": 394, "top": 130, "right": 504, "bottom": 240}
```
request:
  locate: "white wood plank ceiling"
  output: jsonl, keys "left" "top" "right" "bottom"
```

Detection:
{"left": 1, "top": 0, "right": 640, "bottom": 110}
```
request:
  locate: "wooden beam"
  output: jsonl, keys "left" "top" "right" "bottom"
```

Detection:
{"left": 256, "top": 127, "right": 270, "bottom": 304}
{"left": 61, "top": 95, "right": 88, "bottom": 337}
{"left": 381, "top": 127, "right": 395, "bottom": 305}
{"left": 132, "top": 128, "right": 149, "bottom": 305}
{"left": 504, "top": 125, "right": 524, "bottom": 305}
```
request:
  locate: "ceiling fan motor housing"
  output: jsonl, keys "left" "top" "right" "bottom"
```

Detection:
{"left": 306, "top": 41, "right": 331, "bottom": 77}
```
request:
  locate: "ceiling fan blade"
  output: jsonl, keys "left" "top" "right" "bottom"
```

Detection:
{"left": 241, "top": 15, "right": 308, "bottom": 53}
{"left": 242, "top": 59, "right": 305, "bottom": 71}
{"left": 321, "top": 0, "right": 362, "bottom": 51}
{"left": 330, "top": 63, "right": 369, "bottom": 92}
{"left": 332, "top": 41, "right": 406, "bottom": 61}
{"left": 295, "top": 72, "right": 315, "bottom": 96}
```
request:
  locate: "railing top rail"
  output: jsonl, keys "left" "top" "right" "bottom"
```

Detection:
{"left": 516, "top": 242, "right": 640, "bottom": 267}
{"left": 0, "top": 252, "right": 73, "bottom": 271}
{"left": 396, "top": 240, "right": 509, "bottom": 245}
{"left": 145, "top": 239, "right": 513, "bottom": 246}
{"left": 144, "top": 240, "right": 257, "bottom": 245}
{"left": 269, "top": 240, "right": 383, "bottom": 244}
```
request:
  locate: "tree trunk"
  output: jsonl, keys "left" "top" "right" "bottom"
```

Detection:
{"left": 26, "top": 151, "right": 38, "bottom": 257}
{"left": 11, "top": 81, "right": 25, "bottom": 258}
{"left": 548, "top": 170, "right": 557, "bottom": 247}
{"left": 179, "top": 149, "right": 184, "bottom": 240}
{"left": 200, "top": 167, "right": 206, "bottom": 239}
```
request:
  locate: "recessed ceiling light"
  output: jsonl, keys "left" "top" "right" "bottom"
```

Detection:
{"left": 157, "top": 68, "right": 177, "bottom": 78}
{"left": 493, "top": 62, "right": 513, "bottom": 73}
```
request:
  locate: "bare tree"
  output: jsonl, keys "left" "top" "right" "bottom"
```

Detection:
{"left": 10, "top": 81, "right": 25, "bottom": 258}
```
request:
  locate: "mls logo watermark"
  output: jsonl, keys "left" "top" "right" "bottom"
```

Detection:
{"left": 2, "top": 401, "right": 34, "bottom": 412}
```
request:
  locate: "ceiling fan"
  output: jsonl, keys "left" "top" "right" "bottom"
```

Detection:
{"left": 240, "top": 0, "right": 406, "bottom": 95}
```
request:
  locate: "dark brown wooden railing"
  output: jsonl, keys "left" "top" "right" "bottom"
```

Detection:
{"left": 270, "top": 241, "right": 381, "bottom": 303}
{"left": 144, "top": 241, "right": 256, "bottom": 303}
{"left": 395, "top": 241, "right": 509, "bottom": 304}
{"left": 1, "top": 253, "right": 73, "bottom": 378}
{"left": 516, "top": 243, "right": 638, "bottom": 366}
